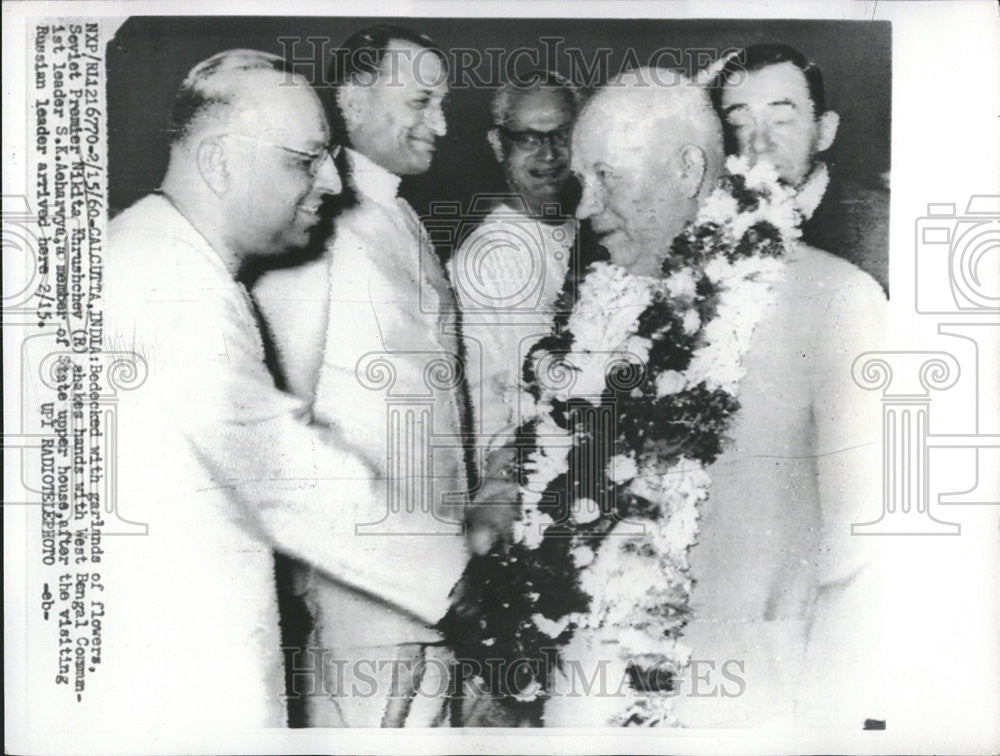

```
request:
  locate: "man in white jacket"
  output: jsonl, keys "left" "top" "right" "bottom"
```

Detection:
{"left": 98, "top": 48, "right": 468, "bottom": 734}
{"left": 554, "top": 68, "right": 886, "bottom": 729}
{"left": 253, "top": 26, "right": 476, "bottom": 726}
{"left": 452, "top": 71, "right": 582, "bottom": 459}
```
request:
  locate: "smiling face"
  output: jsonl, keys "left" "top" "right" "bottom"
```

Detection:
{"left": 720, "top": 61, "right": 838, "bottom": 187}
{"left": 342, "top": 39, "right": 448, "bottom": 176}
{"left": 497, "top": 87, "right": 575, "bottom": 216}
{"left": 226, "top": 71, "right": 342, "bottom": 255}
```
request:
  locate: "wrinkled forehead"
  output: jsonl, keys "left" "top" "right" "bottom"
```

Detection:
{"left": 229, "top": 70, "right": 329, "bottom": 147}
{"left": 507, "top": 87, "right": 575, "bottom": 129}
{"left": 572, "top": 96, "right": 651, "bottom": 168}
{"left": 374, "top": 40, "right": 448, "bottom": 94}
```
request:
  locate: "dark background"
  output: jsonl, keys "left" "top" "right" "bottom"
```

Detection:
{"left": 107, "top": 17, "right": 891, "bottom": 223}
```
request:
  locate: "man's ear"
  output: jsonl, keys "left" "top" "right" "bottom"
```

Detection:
{"left": 486, "top": 128, "right": 504, "bottom": 163}
{"left": 677, "top": 144, "right": 708, "bottom": 199}
{"left": 196, "top": 137, "right": 229, "bottom": 197}
{"left": 337, "top": 84, "right": 366, "bottom": 135}
{"left": 816, "top": 110, "right": 840, "bottom": 153}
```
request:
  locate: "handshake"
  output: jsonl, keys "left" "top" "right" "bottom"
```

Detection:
{"left": 465, "top": 445, "right": 520, "bottom": 556}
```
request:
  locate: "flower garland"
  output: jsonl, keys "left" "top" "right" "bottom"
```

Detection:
{"left": 440, "top": 156, "right": 801, "bottom": 725}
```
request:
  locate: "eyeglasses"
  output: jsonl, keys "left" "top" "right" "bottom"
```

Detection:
{"left": 498, "top": 125, "right": 571, "bottom": 152}
{"left": 225, "top": 133, "right": 342, "bottom": 177}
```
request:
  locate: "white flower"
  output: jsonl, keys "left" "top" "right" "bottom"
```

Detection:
{"left": 698, "top": 191, "right": 740, "bottom": 227}
{"left": 606, "top": 453, "right": 638, "bottom": 483}
{"left": 571, "top": 544, "right": 596, "bottom": 567}
{"left": 623, "top": 335, "right": 652, "bottom": 373}
{"left": 724, "top": 153, "right": 753, "bottom": 177}
{"left": 655, "top": 369, "right": 687, "bottom": 397}
{"left": 571, "top": 497, "right": 602, "bottom": 524}
{"left": 532, "top": 612, "right": 572, "bottom": 639}
{"left": 682, "top": 308, "right": 701, "bottom": 335}
{"left": 568, "top": 263, "right": 656, "bottom": 354}
{"left": 521, "top": 417, "right": 571, "bottom": 492}
{"left": 744, "top": 156, "right": 781, "bottom": 189}
{"left": 703, "top": 256, "right": 732, "bottom": 284}
{"left": 659, "top": 459, "right": 712, "bottom": 504}
{"left": 512, "top": 510, "right": 555, "bottom": 549}
{"left": 512, "top": 677, "right": 543, "bottom": 702}
{"left": 665, "top": 268, "right": 698, "bottom": 301}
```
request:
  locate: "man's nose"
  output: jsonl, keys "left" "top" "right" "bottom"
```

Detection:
{"left": 426, "top": 101, "right": 447, "bottom": 137}
{"left": 535, "top": 137, "right": 556, "bottom": 160}
{"left": 575, "top": 181, "right": 602, "bottom": 220}
{"left": 536, "top": 138, "right": 559, "bottom": 162}
{"left": 313, "top": 150, "right": 342, "bottom": 196}
{"left": 749, "top": 123, "right": 773, "bottom": 156}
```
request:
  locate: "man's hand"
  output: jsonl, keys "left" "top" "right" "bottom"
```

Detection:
{"left": 465, "top": 446, "right": 519, "bottom": 555}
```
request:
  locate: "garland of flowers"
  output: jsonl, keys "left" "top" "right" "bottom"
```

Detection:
{"left": 440, "top": 156, "right": 801, "bottom": 724}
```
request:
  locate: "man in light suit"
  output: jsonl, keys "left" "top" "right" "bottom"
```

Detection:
{"left": 253, "top": 25, "right": 478, "bottom": 726}
{"left": 452, "top": 71, "right": 583, "bottom": 459}
{"left": 557, "top": 67, "right": 886, "bottom": 728}
{"left": 97, "top": 49, "right": 452, "bottom": 735}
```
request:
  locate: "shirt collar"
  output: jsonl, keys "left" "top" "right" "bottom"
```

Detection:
{"left": 795, "top": 162, "right": 830, "bottom": 220}
{"left": 492, "top": 203, "right": 575, "bottom": 236}
{"left": 346, "top": 147, "right": 402, "bottom": 204}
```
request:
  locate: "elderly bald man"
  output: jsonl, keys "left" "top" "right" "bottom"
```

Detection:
{"left": 544, "top": 68, "right": 886, "bottom": 729}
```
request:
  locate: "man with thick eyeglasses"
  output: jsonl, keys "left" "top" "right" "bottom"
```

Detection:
{"left": 447, "top": 72, "right": 592, "bottom": 725}
{"left": 451, "top": 69, "right": 583, "bottom": 487}
{"left": 98, "top": 49, "right": 411, "bottom": 733}
{"left": 496, "top": 123, "right": 572, "bottom": 154}
{"left": 224, "top": 132, "right": 343, "bottom": 178}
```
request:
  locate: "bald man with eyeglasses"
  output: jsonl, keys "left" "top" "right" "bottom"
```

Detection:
{"left": 94, "top": 49, "right": 429, "bottom": 733}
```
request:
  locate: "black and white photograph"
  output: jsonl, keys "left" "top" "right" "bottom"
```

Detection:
{"left": 3, "top": 2, "right": 998, "bottom": 754}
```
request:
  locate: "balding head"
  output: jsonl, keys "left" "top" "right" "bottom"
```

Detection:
{"left": 170, "top": 49, "right": 288, "bottom": 144}
{"left": 572, "top": 68, "right": 725, "bottom": 276}
{"left": 162, "top": 50, "right": 341, "bottom": 265}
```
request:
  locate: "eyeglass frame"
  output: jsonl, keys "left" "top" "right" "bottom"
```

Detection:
{"left": 497, "top": 125, "right": 572, "bottom": 152}
{"left": 223, "top": 133, "right": 342, "bottom": 177}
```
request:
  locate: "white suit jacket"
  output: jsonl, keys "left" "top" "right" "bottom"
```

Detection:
{"left": 545, "top": 244, "right": 886, "bottom": 729}
{"left": 451, "top": 204, "right": 572, "bottom": 455}
{"left": 83, "top": 193, "right": 459, "bottom": 733}
{"left": 253, "top": 149, "right": 469, "bottom": 657}
{"left": 675, "top": 244, "right": 887, "bottom": 728}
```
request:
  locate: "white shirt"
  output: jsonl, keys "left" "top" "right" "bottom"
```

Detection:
{"left": 451, "top": 204, "right": 573, "bottom": 455}
{"left": 90, "top": 193, "right": 428, "bottom": 731}
{"left": 677, "top": 244, "right": 886, "bottom": 727}
{"left": 253, "top": 149, "right": 469, "bottom": 647}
